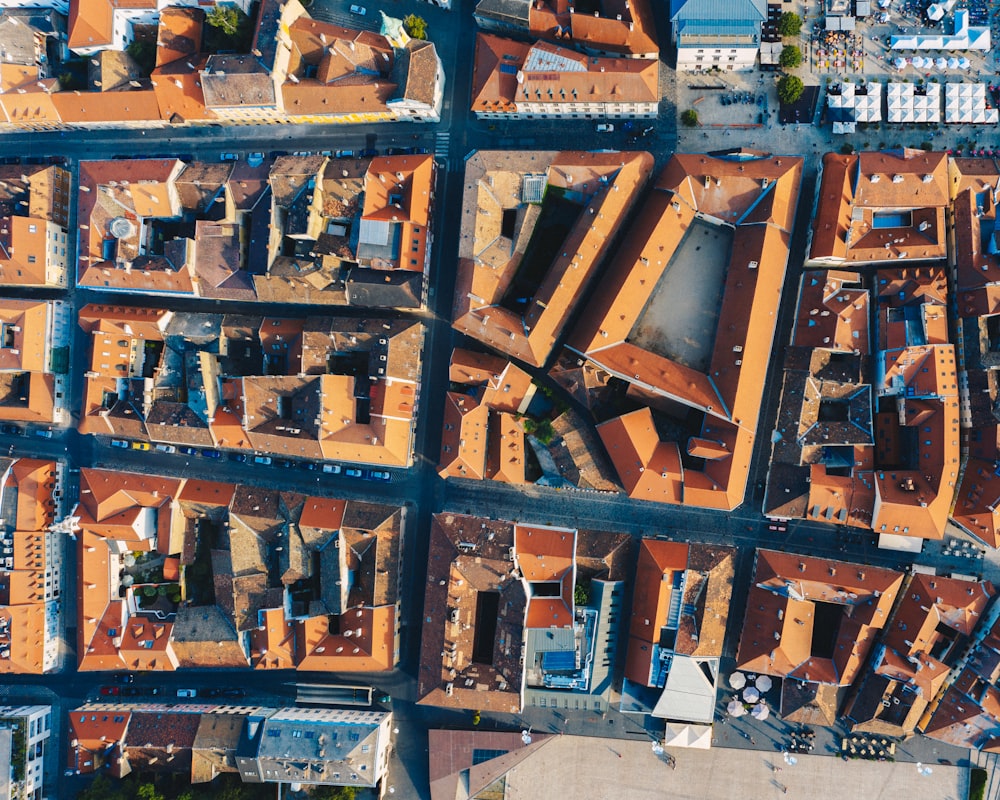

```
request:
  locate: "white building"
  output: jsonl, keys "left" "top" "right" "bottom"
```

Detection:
{"left": 0, "top": 705, "right": 51, "bottom": 800}
{"left": 671, "top": 0, "right": 766, "bottom": 72}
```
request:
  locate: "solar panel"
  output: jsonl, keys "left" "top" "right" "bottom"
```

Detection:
{"left": 499, "top": 64, "right": 518, "bottom": 75}
{"left": 542, "top": 650, "right": 576, "bottom": 672}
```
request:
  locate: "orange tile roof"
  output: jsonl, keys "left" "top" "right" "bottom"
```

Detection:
{"left": 11, "top": 458, "right": 56, "bottom": 531}
{"left": 515, "top": 524, "right": 575, "bottom": 629}
{"left": 793, "top": 271, "right": 870, "bottom": 355}
{"left": 952, "top": 458, "right": 1000, "bottom": 547}
{"left": 737, "top": 550, "right": 902, "bottom": 686}
{"left": 295, "top": 606, "right": 395, "bottom": 671}
{"left": 438, "top": 393, "right": 489, "bottom": 480}
{"left": 810, "top": 150, "right": 949, "bottom": 265}
{"left": 68, "top": 706, "right": 131, "bottom": 775}
{"left": 486, "top": 410, "right": 527, "bottom": 484}
{"left": 450, "top": 348, "right": 509, "bottom": 385}
{"left": 454, "top": 150, "right": 654, "bottom": 366}
{"left": 576, "top": 153, "right": 801, "bottom": 510}
{"left": 250, "top": 606, "right": 296, "bottom": 670}
{"left": 525, "top": 0, "right": 658, "bottom": 56}
{"left": 597, "top": 408, "right": 684, "bottom": 504}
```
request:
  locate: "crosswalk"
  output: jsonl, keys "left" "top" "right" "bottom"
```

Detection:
{"left": 434, "top": 131, "right": 450, "bottom": 162}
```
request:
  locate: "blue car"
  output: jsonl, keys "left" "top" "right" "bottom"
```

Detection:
{"left": 200, "top": 449, "right": 222, "bottom": 459}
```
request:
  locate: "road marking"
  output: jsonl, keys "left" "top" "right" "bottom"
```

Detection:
{"left": 434, "top": 131, "right": 450, "bottom": 161}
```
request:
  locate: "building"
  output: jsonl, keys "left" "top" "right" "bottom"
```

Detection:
{"left": 77, "top": 306, "right": 423, "bottom": 466}
{"left": 417, "top": 513, "right": 632, "bottom": 714}
{"left": 890, "top": 9, "right": 990, "bottom": 51}
{"left": 570, "top": 152, "right": 802, "bottom": 511}
{"left": 77, "top": 154, "right": 433, "bottom": 306}
{"left": 808, "top": 149, "right": 950, "bottom": 266}
{"left": 846, "top": 574, "right": 995, "bottom": 736}
{"left": 0, "top": 163, "right": 71, "bottom": 287}
{"left": 0, "top": 704, "right": 51, "bottom": 800}
{"left": 920, "top": 595, "right": 1000, "bottom": 750}
{"left": 473, "top": 0, "right": 658, "bottom": 59}
{"left": 736, "top": 550, "right": 902, "bottom": 695}
{"left": 453, "top": 150, "right": 653, "bottom": 367}
{"left": 237, "top": 708, "right": 392, "bottom": 789}
{"left": 621, "top": 540, "right": 735, "bottom": 726}
{"left": 0, "top": 459, "right": 66, "bottom": 674}
{"left": 438, "top": 348, "right": 535, "bottom": 483}
{"left": 471, "top": 34, "right": 658, "bottom": 120}
{"left": 0, "top": 298, "right": 71, "bottom": 424}
{"left": 949, "top": 158, "right": 1000, "bottom": 546}
{"left": 763, "top": 265, "right": 960, "bottom": 548}
{"left": 74, "top": 467, "right": 405, "bottom": 672}
{"left": 2, "top": 1, "right": 443, "bottom": 129}
{"left": 670, "top": 0, "right": 767, "bottom": 71}
{"left": 68, "top": 703, "right": 392, "bottom": 791}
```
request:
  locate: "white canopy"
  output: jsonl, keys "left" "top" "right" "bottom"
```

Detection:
{"left": 743, "top": 686, "right": 761, "bottom": 703}
{"left": 727, "top": 700, "right": 746, "bottom": 717}
{"left": 662, "top": 723, "right": 713, "bottom": 750}
{"left": 751, "top": 702, "right": 770, "bottom": 721}
{"left": 729, "top": 672, "right": 747, "bottom": 690}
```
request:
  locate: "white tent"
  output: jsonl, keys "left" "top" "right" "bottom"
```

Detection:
{"left": 911, "top": 56, "right": 926, "bottom": 68}
{"left": 751, "top": 702, "right": 770, "bottom": 721}
{"left": 934, "top": 57, "right": 948, "bottom": 69}
{"left": 729, "top": 672, "right": 747, "bottom": 690}
{"left": 662, "top": 723, "right": 713, "bottom": 750}
{"left": 727, "top": 700, "right": 746, "bottom": 717}
{"left": 893, "top": 57, "right": 908, "bottom": 70}
{"left": 743, "top": 686, "right": 761, "bottom": 703}
{"left": 947, "top": 57, "right": 959, "bottom": 69}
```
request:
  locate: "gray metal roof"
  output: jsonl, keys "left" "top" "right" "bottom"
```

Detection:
{"left": 670, "top": 0, "right": 766, "bottom": 22}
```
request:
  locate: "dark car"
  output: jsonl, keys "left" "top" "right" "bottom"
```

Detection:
{"left": 142, "top": 687, "right": 161, "bottom": 697}
{"left": 360, "top": 148, "right": 378, "bottom": 158}
{"left": 200, "top": 449, "right": 222, "bottom": 459}
{"left": 220, "top": 688, "right": 246, "bottom": 698}
{"left": 274, "top": 459, "right": 295, "bottom": 468}
{"left": 364, "top": 470, "right": 391, "bottom": 482}
{"left": 229, "top": 453, "right": 249, "bottom": 463}
{"left": 0, "top": 424, "right": 21, "bottom": 435}
{"left": 115, "top": 672, "right": 135, "bottom": 684}
{"left": 302, "top": 462, "right": 318, "bottom": 471}
{"left": 121, "top": 686, "right": 142, "bottom": 697}
{"left": 179, "top": 446, "right": 199, "bottom": 456}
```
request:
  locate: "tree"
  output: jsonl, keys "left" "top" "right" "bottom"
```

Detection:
{"left": 136, "top": 783, "right": 166, "bottom": 800}
{"left": 206, "top": 4, "right": 240, "bottom": 36}
{"left": 310, "top": 787, "right": 357, "bottom": 800}
{"left": 680, "top": 108, "right": 699, "bottom": 127}
{"left": 126, "top": 38, "right": 156, "bottom": 75}
{"left": 777, "top": 11, "right": 802, "bottom": 37}
{"left": 777, "top": 75, "right": 804, "bottom": 106}
{"left": 403, "top": 14, "right": 428, "bottom": 40}
{"left": 574, "top": 580, "right": 590, "bottom": 606}
{"left": 779, "top": 45, "right": 802, "bottom": 69}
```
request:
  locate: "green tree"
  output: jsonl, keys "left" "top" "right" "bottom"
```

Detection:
{"left": 136, "top": 783, "right": 166, "bottom": 800}
{"left": 310, "top": 787, "right": 357, "bottom": 800}
{"left": 680, "top": 108, "right": 699, "bottom": 127}
{"left": 403, "top": 14, "right": 428, "bottom": 39}
{"left": 778, "top": 44, "right": 802, "bottom": 69}
{"left": 574, "top": 580, "right": 590, "bottom": 606}
{"left": 126, "top": 38, "right": 156, "bottom": 75}
{"left": 206, "top": 4, "right": 240, "bottom": 36}
{"left": 777, "top": 11, "right": 802, "bottom": 37}
{"left": 777, "top": 74, "right": 805, "bottom": 105}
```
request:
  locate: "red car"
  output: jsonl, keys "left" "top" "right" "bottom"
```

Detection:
{"left": 99, "top": 686, "right": 120, "bottom": 696}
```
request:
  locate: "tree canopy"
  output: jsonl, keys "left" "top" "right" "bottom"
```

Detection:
{"left": 680, "top": 108, "right": 699, "bottom": 127}
{"left": 777, "top": 11, "right": 802, "bottom": 37}
{"left": 206, "top": 4, "right": 240, "bottom": 35}
{"left": 403, "top": 14, "right": 428, "bottom": 39}
{"left": 777, "top": 74, "right": 805, "bottom": 105}
{"left": 779, "top": 45, "right": 802, "bottom": 69}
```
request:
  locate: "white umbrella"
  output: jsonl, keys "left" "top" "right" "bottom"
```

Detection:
{"left": 743, "top": 686, "right": 761, "bottom": 703}
{"left": 948, "top": 57, "right": 959, "bottom": 69}
{"left": 911, "top": 56, "right": 925, "bottom": 69}
{"left": 727, "top": 700, "right": 746, "bottom": 717}
{"left": 752, "top": 702, "right": 770, "bottom": 721}
{"left": 755, "top": 674, "right": 773, "bottom": 692}
{"left": 935, "top": 57, "right": 948, "bottom": 70}
{"left": 729, "top": 672, "right": 747, "bottom": 690}
{"left": 958, "top": 56, "right": 971, "bottom": 69}
{"left": 893, "top": 57, "right": 907, "bottom": 70}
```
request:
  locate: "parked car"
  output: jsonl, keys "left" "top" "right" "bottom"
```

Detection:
{"left": 274, "top": 459, "right": 294, "bottom": 469}
{"left": 111, "top": 439, "right": 129, "bottom": 449}
{"left": 220, "top": 688, "right": 246, "bottom": 698}
{"left": 349, "top": 4, "right": 366, "bottom": 14}
{"left": 322, "top": 464, "right": 342, "bottom": 474}
{"left": 0, "top": 424, "right": 21, "bottom": 435}
{"left": 247, "top": 152, "right": 265, "bottom": 167}
{"left": 115, "top": 672, "right": 135, "bottom": 684}
{"left": 179, "top": 446, "right": 198, "bottom": 456}
{"left": 253, "top": 455, "right": 272, "bottom": 465}
{"left": 229, "top": 453, "right": 249, "bottom": 463}
{"left": 35, "top": 428, "right": 53, "bottom": 438}
{"left": 99, "top": 686, "right": 120, "bottom": 696}
{"left": 200, "top": 449, "right": 221, "bottom": 459}
{"left": 595, "top": 123, "right": 614, "bottom": 133}
{"left": 365, "top": 470, "right": 391, "bottom": 482}
{"left": 121, "top": 686, "right": 142, "bottom": 697}
{"left": 131, "top": 441, "right": 151, "bottom": 451}
{"left": 303, "top": 462, "right": 318, "bottom": 471}
{"left": 345, "top": 468, "right": 363, "bottom": 478}
{"left": 176, "top": 688, "right": 197, "bottom": 698}
{"left": 154, "top": 444, "right": 176, "bottom": 454}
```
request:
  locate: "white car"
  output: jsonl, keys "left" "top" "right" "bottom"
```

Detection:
{"left": 595, "top": 123, "right": 614, "bottom": 133}
{"left": 155, "top": 444, "right": 176, "bottom": 454}
{"left": 350, "top": 4, "right": 366, "bottom": 14}
{"left": 177, "top": 688, "right": 197, "bottom": 698}
{"left": 322, "top": 464, "right": 342, "bottom": 474}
